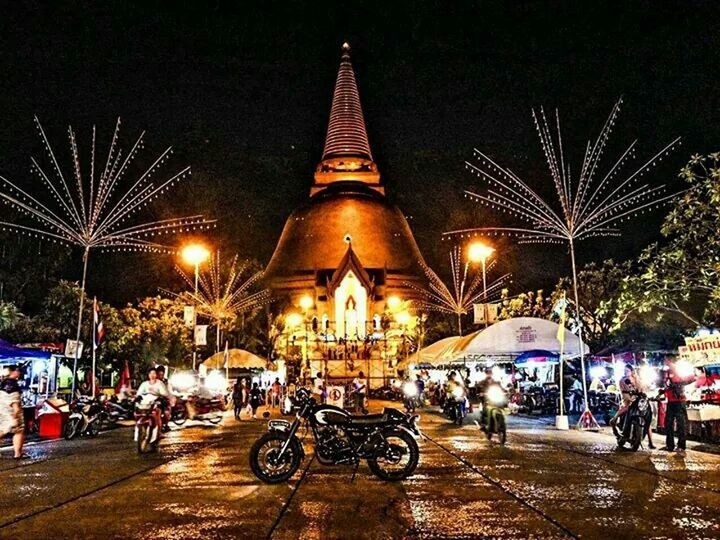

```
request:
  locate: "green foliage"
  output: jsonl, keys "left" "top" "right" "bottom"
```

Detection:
{"left": 0, "top": 301, "right": 22, "bottom": 332}
{"left": 498, "top": 288, "right": 553, "bottom": 320}
{"left": 619, "top": 152, "right": 720, "bottom": 326}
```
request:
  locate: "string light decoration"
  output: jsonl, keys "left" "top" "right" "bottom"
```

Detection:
{"left": 0, "top": 117, "right": 215, "bottom": 394}
{"left": 405, "top": 246, "right": 510, "bottom": 336}
{"left": 444, "top": 98, "right": 681, "bottom": 429}
{"left": 168, "top": 253, "right": 271, "bottom": 352}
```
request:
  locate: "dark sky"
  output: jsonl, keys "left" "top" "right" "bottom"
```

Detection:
{"left": 1, "top": 1, "right": 719, "bottom": 306}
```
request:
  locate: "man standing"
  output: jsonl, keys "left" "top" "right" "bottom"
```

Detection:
{"left": 661, "top": 355, "right": 694, "bottom": 453}
{"left": 353, "top": 371, "right": 368, "bottom": 413}
{"left": 0, "top": 365, "right": 26, "bottom": 459}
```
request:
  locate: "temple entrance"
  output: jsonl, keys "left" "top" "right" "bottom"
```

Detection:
{"left": 334, "top": 270, "right": 367, "bottom": 339}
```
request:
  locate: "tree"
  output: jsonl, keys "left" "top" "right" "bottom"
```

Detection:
{"left": 620, "top": 153, "right": 720, "bottom": 327}
{"left": 0, "top": 301, "right": 21, "bottom": 332}
{"left": 498, "top": 288, "right": 553, "bottom": 320}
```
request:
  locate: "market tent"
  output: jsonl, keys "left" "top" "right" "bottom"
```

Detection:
{"left": 202, "top": 349, "right": 267, "bottom": 370}
{"left": 403, "top": 336, "right": 461, "bottom": 366}
{"left": 0, "top": 339, "right": 51, "bottom": 362}
{"left": 450, "top": 317, "right": 588, "bottom": 360}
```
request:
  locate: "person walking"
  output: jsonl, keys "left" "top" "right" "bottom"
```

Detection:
{"left": 232, "top": 376, "right": 244, "bottom": 420}
{"left": 661, "top": 355, "right": 695, "bottom": 453}
{"left": 249, "top": 382, "right": 262, "bottom": 419}
{"left": 271, "top": 378, "right": 281, "bottom": 408}
{"left": 0, "top": 365, "right": 26, "bottom": 459}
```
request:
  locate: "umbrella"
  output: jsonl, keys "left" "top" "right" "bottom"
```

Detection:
{"left": 202, "top": 349, "right": 267, "bottom": 370}
{"left": 514, "top": 349, "right": 559, "bottom": 368}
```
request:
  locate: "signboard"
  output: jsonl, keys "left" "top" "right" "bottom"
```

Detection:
{"left": 184, "top": 306, "right": 196, "bottom": 328}
{"left": 326, "top": 385, "right": 345, "bottom": 407}
{"left": 683, "top": 335, "right": 720, "bottom": 366}
{"left": 65, "top": 339, "right": 84, "bottom": 359}
{"left": 473, "top": 303, "right": 499, "bottom": 325}
{"left": 194, "top": 325, "right": 208, "bottom": 346}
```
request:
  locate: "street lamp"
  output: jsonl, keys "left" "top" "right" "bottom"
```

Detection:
{"left": 386, "top": 295, "right": 402, "bottom": 311}
{"left": 181, "top": 243, "right": 210, "bottom": 370}
{"left": 467, "top": 241, "right": 495, "bottom": 329}
{"left": 299, "top": 294, "right": 314, "bottom": 312}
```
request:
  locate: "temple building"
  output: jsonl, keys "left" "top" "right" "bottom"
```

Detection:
{"left": 264, "top": 43, "right": 427, "bottom": 384}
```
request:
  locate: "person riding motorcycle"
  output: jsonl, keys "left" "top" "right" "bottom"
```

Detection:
{"left": 445, "top": 371, "right": 467, "bottom": 417}
{"left": 475, "top": 368, "right": 494, "bottom": 424}
{"left": 137, "top": 367, "right": 170, "bottom": 435}
{"left": 610, "top": 364, "right": 637, "bottom": 428}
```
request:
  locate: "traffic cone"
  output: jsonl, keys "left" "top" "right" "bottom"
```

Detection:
{"left": 577, "top": 407, "right": 600, "bottom": 431}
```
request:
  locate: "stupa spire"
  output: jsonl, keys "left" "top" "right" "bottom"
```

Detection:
{"left": 313, "top": 42, "right": 382, "bottom": 196}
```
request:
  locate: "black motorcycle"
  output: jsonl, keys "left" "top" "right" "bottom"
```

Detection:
{"left": 479, "top": 384, "right": 507, "bottom": 444}
{"left": 442, "top": 386, "right": 468, "bottom": 425}
{"left": 249, "top": 388, "right": 421, "bottom": 483}
{"left": 612, "top": 390, "right": 652, "bottom": 451}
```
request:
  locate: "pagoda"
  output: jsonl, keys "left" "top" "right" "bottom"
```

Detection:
{"left": 264, "top": 43, "right": 427, "bottom": 384}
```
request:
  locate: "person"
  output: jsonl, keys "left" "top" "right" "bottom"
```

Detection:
{"left": 415, "top": 374, "right": 426, "bottom": 405}
{"left": 232, "top": 376, "right": 244, "bottom": 420}
{"left": 353, "top": 371, "right": 368, "bottom": 412}
{"left": 249, "top": 382, "right": 262, "bottom": 419}
{"left": 313, "top": 372, "right": 325, "bottom": 402}
{"left": 476, "top": 368, "right": 494, "bottom": 423}
{"left": 137, "top": 367, "right": 170, "bottom": 435}
{"left": 271, "top": 378, "right": 281, "bottom": 408}
{"left": 568, "top": 375, "right": 584, "bottom": 414}
{"left": 610, "top": 364, "right": 637, "bottom": 428}
{"left": 661, "top": 355, "right": 695, "bottom": 453}
{"left": 155, "top": 365, "right": 174, "bottom": 431}
{"left": 0, "top": 365, "right": 27, "bottom": 459}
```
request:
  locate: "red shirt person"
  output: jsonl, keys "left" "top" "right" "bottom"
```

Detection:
{"left": 661, "top": 355, "right": 695, "bottom": 452}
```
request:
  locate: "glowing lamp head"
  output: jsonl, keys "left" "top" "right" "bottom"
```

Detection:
{"left": 675, "top": 360, "right": 694, "bottom": 379}
{"left": 403, "top": 381, "right": 418, "bottom": 397}
{"left": 394, "top": 310, "right": 411, "bottom": 326}
{"left": 181, "top": 244, "right": 210, "bottom": 267}
{"left": 590, "top": 366, "right": 608, "bottom": 380}
{"left": 487, "top": 384, "right": 505, "bottom": 405}
{"left": 639, "top": 365, "right": 658, "bottom": 387}
{"left": 387, "top": 296, "right": 402, "bottom": 311}
{"left": 299, "top": 295, "right": 314, "bottom": 311}
{"left": 286, "top": 312, "right": 303, "bottom": 329}
{"left": 468, "top": 241, "right": 495, "bottom": 263}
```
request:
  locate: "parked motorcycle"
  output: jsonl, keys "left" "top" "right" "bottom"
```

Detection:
{"left": 103, "top": 395, "right": 134, "bottom": 425}
{"left": 134, "top": 396, "right": 163, "bottom": 454}
{"left": 64, "top": 396, "right": 104, "bottom": 440}
{"left": 612, "top": 390, "right": 652, "bottom": 451}
{"left": 249, "top": 388, "right": 421, "bottom": 483}
{"left": 479, "top": 384, "right": 507, "bottom": 444}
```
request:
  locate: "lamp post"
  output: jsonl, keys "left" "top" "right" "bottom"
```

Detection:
{"left": 182, "top": 243, "right": 210, "bottom": 370}
{"left": 467, "top": 241, "right": 495, "bottom": 329}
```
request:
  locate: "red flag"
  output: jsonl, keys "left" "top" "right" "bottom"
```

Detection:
{"left": 115, "top": 360, "right": 131, "bottom": 393}
{"left": 93, "top": 297, "right": 105, "bottom": 350}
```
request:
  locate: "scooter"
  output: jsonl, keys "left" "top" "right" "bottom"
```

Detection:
{"left": 443, "top": 386, "right": 468, "bottom": 425}
{"left": 64, "top": 396, "right": 104, "bottom": 440}
{"left": 478, "top": 384, "right": 507, "bottom": 444}
{"left": 134, "top": 396, "right": 163, "bottom": 454}
{"left": 402, "top": 381, "right": 420, "bottom": 414}
{"left": 612, "top": 390, "right": 652, "bottom": 452}
{"left": 171, "top": 395, "right": 225, "bottom": 425}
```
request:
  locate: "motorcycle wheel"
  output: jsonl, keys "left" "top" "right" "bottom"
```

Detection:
{"left": 629, "top": 423, "right": 642, "bottom": 452}
{"left": 496, "top": 413, "right": 507, "bottom": 445}
{"left": 172, "top": 409, "right": 188, "bottom": 426}
{"left": 137, "top": 424, "right": 157, "bottom": 454}
{"left": 89, "top": 419, "right": 101, "bottom": 437}
{"left": 208, "top": 413, "right": 223, "bottom": 425}
{"left": 368, "top": 429, "right": 419, "bottom": 481}
{"left": 249, "top": 432, "right": 302, "bottom": 484}
{"left": 64, "top": 417, "right": 80, "bottom": 440}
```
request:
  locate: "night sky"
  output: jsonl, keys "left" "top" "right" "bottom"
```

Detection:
{"left": 2, "top": 1, "right": 719, "bottom": 306}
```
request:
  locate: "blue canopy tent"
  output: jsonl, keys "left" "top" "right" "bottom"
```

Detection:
{"left": 0, "top": 339, "right": 57, "bottom": 402}
{"left": 0, "top": 339, "right": 51, "bottom": 362}
{"left": 513, "top": 350, "right": 559, "bottom": 369}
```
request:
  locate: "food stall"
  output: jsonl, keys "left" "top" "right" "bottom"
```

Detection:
{"left": 680, "top": 335, "right": 720, "bottom": 442}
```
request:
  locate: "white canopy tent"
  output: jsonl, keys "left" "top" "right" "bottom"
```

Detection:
{"left": 405, "top": 317, "right": 588, "bottom": 367}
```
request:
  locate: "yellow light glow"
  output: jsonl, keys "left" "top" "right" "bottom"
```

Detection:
{"left": 286, "top": 312, "right": 303, "bottom": 329}
{"left": 387, "top": 296, "right": 402, "bottom": 311}
{"left": 181, "top": 244, "right": 210, "bottom": 266}
{"left": 299, "top": 295, "right": 314, "bottom": 311}
{"left": 394, "top": 310, "right": 411, "bottom": 326}
{"left": 468, "top": 241, "right": 495, "bottom": 263}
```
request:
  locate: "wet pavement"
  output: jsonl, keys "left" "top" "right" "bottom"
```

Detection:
{"left": 1, "top": 404, "right": 719, "bottom": 539}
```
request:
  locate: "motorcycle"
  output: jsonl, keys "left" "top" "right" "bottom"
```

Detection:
{"left": 402, "top": 381, "right": 420, "bottom": 414}
{"left": 612, "top": 390, "right": 652, "bottom": 452}
{"left": 64, "top": 396, "right": 104, "bottom": 440}
{"left": 479, "top": 384, "right": 507, "bottom": 444}
{"left": 134, "top": 396, "right": 163, "bottom": 454}
{"left": 103, "top": 395, "right": 135, "bottom": 425}
{"left": 171, "top": 395, "right": 224, "bottom": 425}
{"left": 443, "top": 385, "right": 468, "bottom": 425}
{"left": 249, "top": 388, "right": 421, "bottom": 483}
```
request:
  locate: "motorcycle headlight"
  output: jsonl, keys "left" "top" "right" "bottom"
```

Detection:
{"left": 452, "top": 387, "right": 464, "bottom": 399}
{"left": 403, "top": 382, "right": 418, "bottom": 397}
{"left": 487, "top": 385, "right": 505, "bottom": 405}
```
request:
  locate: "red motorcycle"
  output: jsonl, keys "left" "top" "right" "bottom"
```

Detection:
{"left": 134, "top": 396, "right": 163, "bottom": 454}
{"left": 171, "top": 395, "right": 225, "bottom": 426}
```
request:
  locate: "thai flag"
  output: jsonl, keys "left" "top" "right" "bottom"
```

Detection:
{"left": 93, "top": 297, "right": 105, "bottom": 350}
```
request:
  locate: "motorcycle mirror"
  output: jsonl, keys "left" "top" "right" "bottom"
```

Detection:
{"left": 262, "top": 411, "right": 271, "bottom": 419}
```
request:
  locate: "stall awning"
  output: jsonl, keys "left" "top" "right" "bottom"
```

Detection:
{"left": 202, "top": 349, "right": 267, "bottom": 370}
{"left": 0, "top": 339, "right": 51, "bottom": 362}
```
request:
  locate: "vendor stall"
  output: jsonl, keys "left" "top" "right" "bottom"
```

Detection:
{"left": 679, "top": 334, "right": 720, "bottom": 442}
